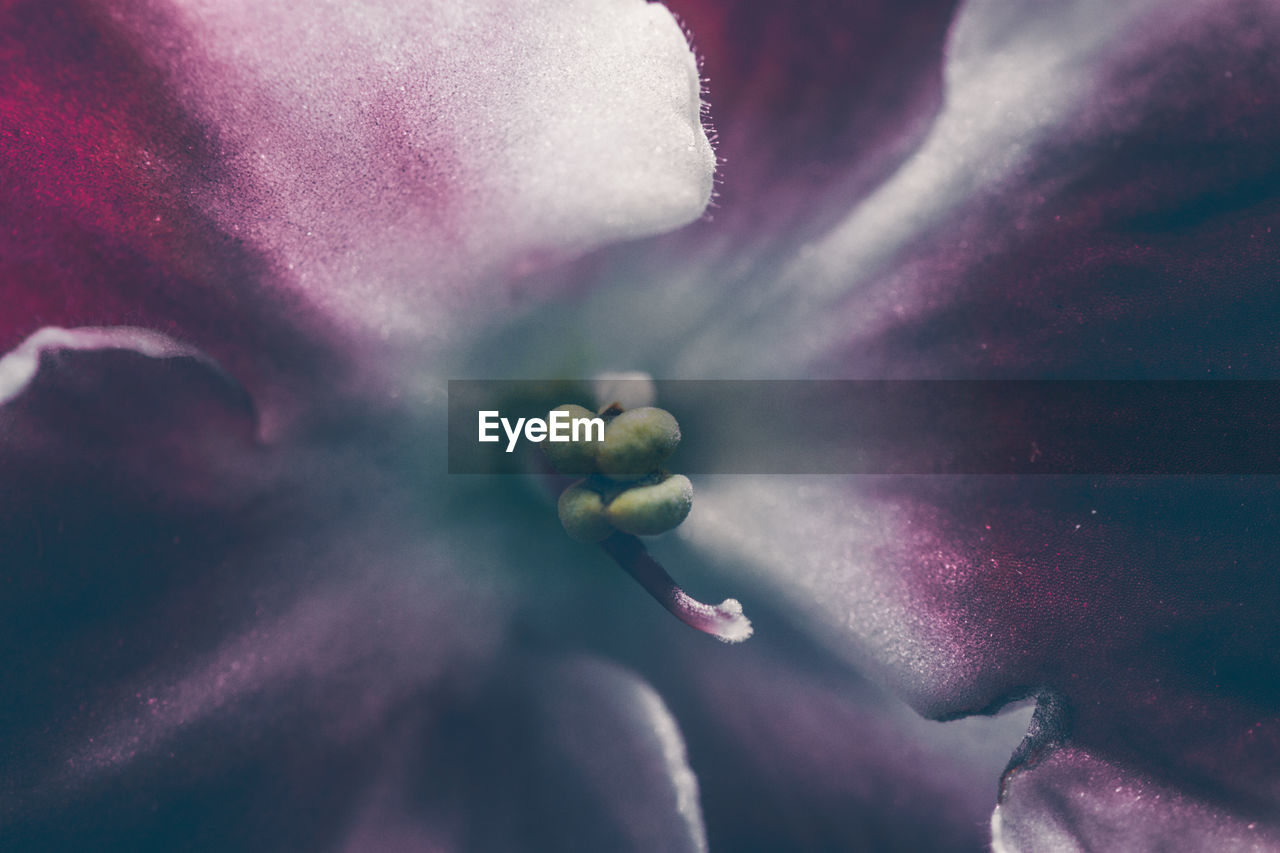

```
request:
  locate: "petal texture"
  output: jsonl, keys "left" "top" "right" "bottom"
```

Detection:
{"left": 343, "top": 658, "right": 709, "bottom": 853}
{"left": 994, "top": 745, "right": 1280, "bottom": 853}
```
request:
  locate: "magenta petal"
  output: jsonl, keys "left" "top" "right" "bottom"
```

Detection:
{"left": 0, "top": 0, "right": 345, "bottom": 402}
{"left": 664, "top": 0, "right": 956, "bottom": 223}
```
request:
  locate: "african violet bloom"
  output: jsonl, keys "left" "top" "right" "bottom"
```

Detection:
{"left": 4, "top": 0, "right": 1280, "bottom": 850}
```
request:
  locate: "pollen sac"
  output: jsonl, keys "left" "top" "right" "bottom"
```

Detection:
{"left": 605, "top": 473, "right": 693, "bottom": 536}
{"left": 596, "top": 406, "right": 680, "bottom": 481}
{"left": 557, "top": 480, "right": 615, "bottom": 542}
{"left": 541, "top": 403, "right": 600, "bottom": 475}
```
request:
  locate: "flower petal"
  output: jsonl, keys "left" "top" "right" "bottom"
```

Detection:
{"left": 494, "top": 0, "right": 1280, "bottom": 809}
{"left": 0, "top": 0, "right": 346, "bottom": 404}
{"left": 512, "top": 0, "right": 1279, "bottom": 380}
{"left": 4, "top": 0, "right": 717, "bottom": 411}
{"left": 409, "top": 657, "right": 708, "bottom": 853}
{"left": 0, "top": 329, "right": 514, "bottom": 847}
{"left": 715, "top": 0, "right": 1280, "bottom": 378}
{"left": 994, "top": 744, "right": 1280, "bottom": 852}
{"left": 0, "top": 325, "right": 258, "bottom": 499}
{"left": 294, "top": 658, "right": 710, "bottom": 853}
{"left": 686, "top": 470, "right": 1280, "bottom": 845}
{"left": 624, "top": 622, "right": 1035, "bottom": 852}
{"left": 651, "top": 4, "right": 1280, "bottom": 831}
{"left": 667, "top": 0, "right": 958, "bottom": 217}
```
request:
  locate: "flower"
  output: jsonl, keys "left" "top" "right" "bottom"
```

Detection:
{"left": 4, "top": 1, "right": 1279, "bottom": 851}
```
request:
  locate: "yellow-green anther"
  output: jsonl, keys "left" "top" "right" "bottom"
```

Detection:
{"left": 542, "top": 404, "right": 600, "bottom": 475}
{"left": 557, "top": 480, "right": 615, "bottom": 541}
{"left": 605, "top": 473, "right": 693, "bottom": 536}
{"left": 596, "top": 406, "right": 681, "bottom": 480}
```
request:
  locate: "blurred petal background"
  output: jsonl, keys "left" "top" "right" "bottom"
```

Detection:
{"left": 2, "top": 0, "right": 1278, "bottom": 851}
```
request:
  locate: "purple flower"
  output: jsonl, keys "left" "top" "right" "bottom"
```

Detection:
{"left": 3, "top": 0, "right": 1278, "bottom": 850}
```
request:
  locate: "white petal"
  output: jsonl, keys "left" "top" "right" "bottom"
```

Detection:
{"left": 98, "top": 0, "right": 714, "bottom": 347}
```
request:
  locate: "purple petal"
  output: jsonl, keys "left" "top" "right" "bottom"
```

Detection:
{"left": 0, "top": 325, "right": 258, "bottom": 500}
{"left": 1, "top": 332, "right": 719, "bottom": 852}
{"left": 994, "top": 745, "right": 1280, "bottom": 852}
{"left": 382, "top": 657, "right": 709, "bottom": 853}
{"left": 614, "top": 3, "right": 1280, "bottom": 830}
{"left": 0, "top": 330, "right": 511, "bottom": 847}
{"left": 529, "top": 0, "right": 1278, "bottom": 379}
{"left": 688, "top": 469, "right": 1280, "bottom": 819}
{"left": 666, "top": 0, "right": 957, "bottom": 222}
{"left": 629, "top": 627, "right": 1034, "bottom": 852}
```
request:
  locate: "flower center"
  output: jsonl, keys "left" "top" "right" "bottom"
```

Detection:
{"left": 541, "top": 393, "right": 752, "bottom": 644}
